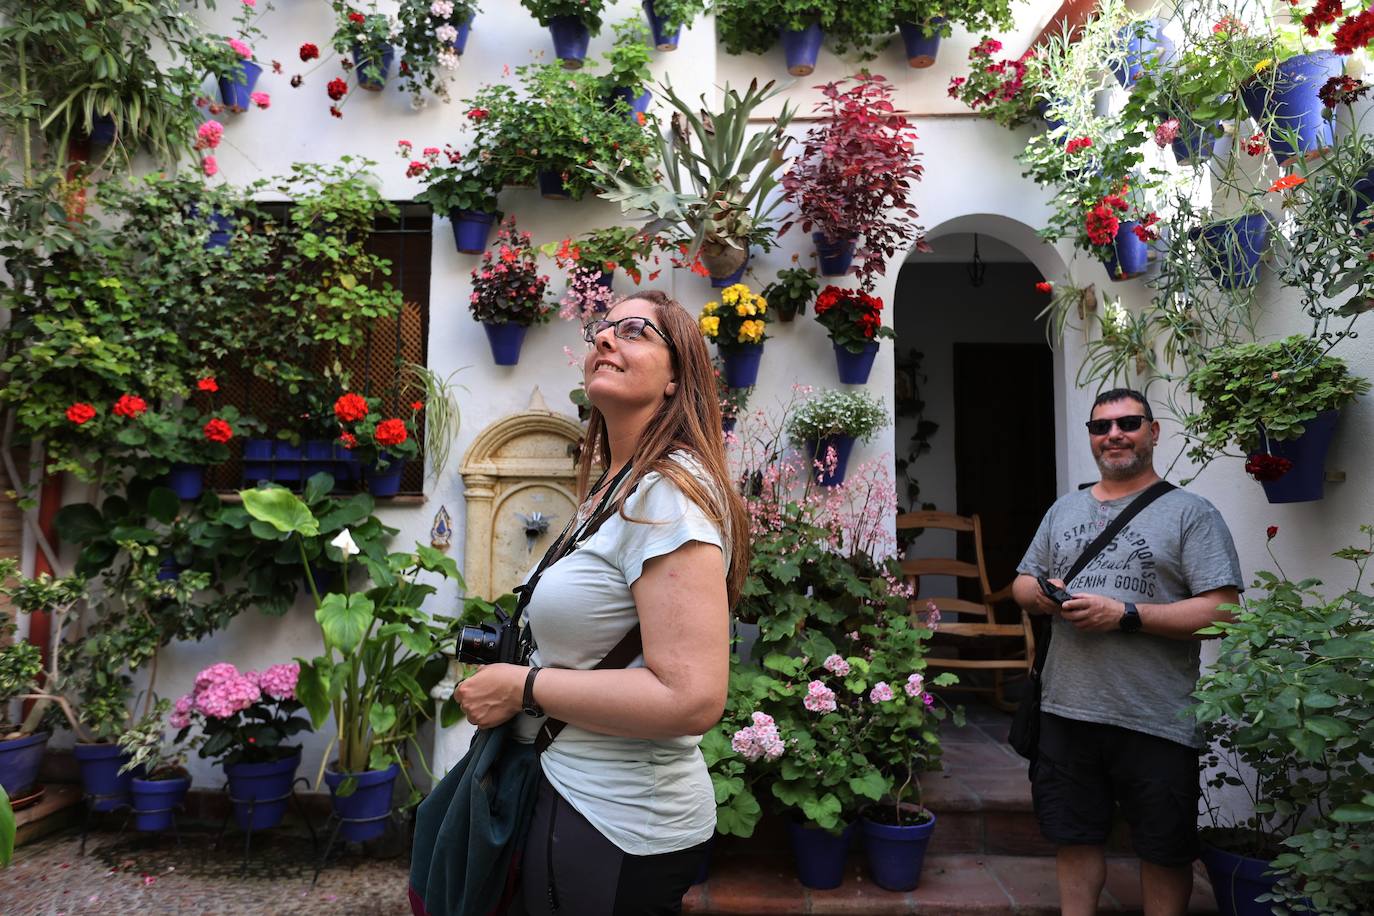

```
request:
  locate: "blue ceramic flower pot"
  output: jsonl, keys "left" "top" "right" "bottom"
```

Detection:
{"left": 808, "top": 435, "right": 857, "bottom": 487}
{"left": 303, "top": 439, "right": 341, "bottom": 485}
{"left": 1240, "top": 51, "right": 1343, "bottom": 165}
{"left": 595, "top": 270, "right": 615, "bottom": 289}
{"left": 242, "top": 438, "right": 273, "bottom": 485}
{"left": 204, "top": 211, "right": 234, "bottom": 250}
{"left": 1171, "top": 118, "right": 1223, "bottom": 165}
{"left": 89, "top": 114, "right": 117, "bottom": 147}
{"left": 217, "top": 59, "right": 262, "bottom": 111}
{"left": 1199, "top": 842, "right": 1286, "bottom": 916}
{"left": 1253, "top": 410, "right": 1339, "bottom": 504}
{"left": 642, "top": 0, "right": 681, "bottom": 51}
{"left": 786, "top": 820, "right": 854, "bottom": 889}
{"left": 452, "top": 16, "right": 472, "bottom": 56}
{"left": 449, "top": 208, "right": 497, "bottom": 254}
{"left": 352, "top": 42, "right": 395, "bottom": 90}
{"left": 780, "top": 23, "right": 823, "bottom": 76}
{"left": 1100, "top": 221, "right": 1149, "bottom": 280}
{"left": 1110, "top": 18, "right": 1174, "bottom": 88}
{"left": 272, "top": 441, "right": 303, "bottom": 487}
{"left": 166, "top": 463, "right": 204, "bottom": 501}
{"left": 721, "top": 416, "right": 737, "bottom": 434}
{"left": 1036, "top": 98, "right": 1067, "bottom": 132}
{"left": 834, "top": 342, "right": 879, "bottom": 385}
{"left": 224, "top": 749, "right": 301, "bottom": 831}
{"left": 73, "top": 742, "right": 137, "bottom": 811}
{"left": 364, "top": 453, "right": 405, "bottom": 498}
{"left": 548, "top": 16, "right": 590, "bottom": 68}
{"left": 324, "top": 762, "right": 399, "bottom": 842}
{"left": 1350, "top": 165, "right": 1374, "bottom": 231}
{"left": 0, "top": 731, "right": 50, "bottom": 798}
{"left": 483, "top": 321, "right": 528, "bottom": 366}
{"left": 1198, "top": 213, "right": 1269, "bottom": 289}
{"left": 898, "top": 21, "right": 944, "bottom": 69}
{"left": 131, "top": 775, "right": 190, "bottom": 832}
{"left": 720, "top": 342, "right": 764, "bottom": 389}
{"left": 861, "top": 810, "right": 936, "bottom": 892}
{"left": 813, "top": 233, "right": 856, "bottom": 277}
{"left": 537, "top": 169, "right": 571, "bottom": 200}
{"left": 609, "top": 86, "right": 652, "bottom": 121}
{"left": 156, "top": 556, "right": 184, "bottom": 581}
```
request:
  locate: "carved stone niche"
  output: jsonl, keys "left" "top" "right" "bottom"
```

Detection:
{"left": 459, "top": 389, "right": 584, "bottom": 600}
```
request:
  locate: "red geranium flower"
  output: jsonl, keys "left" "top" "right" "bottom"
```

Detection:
{"left": 466, "top": 108, "right": 488, "bottom": 120}
{"left": 1269, "top": 174, "right": 1307, "bottom": 192}
{"left": 66, "top": 403, "right": 97, "bottom": 425}
{"left": 203, "top": 418, "right": 233, "bottom": 443}
{"left": 327, "top": 78, "right": 348, "bottom": 101}
{"left": 1245, "top": 453, "right": 1294, "bottom": 482}
{"left": 347, "top": 11, "right": 366, "bottom": 23}
{"left": 1266, "top": 524, "right": 1279, "bottom": 540}
{"left": 410, "top": 401, "right": 424, "bottom": 411}
{"left": 1035, "top": 281, "right": 1053, "bottom": 293}
{"left": 299, "top": 43, "right": 319, "bottom": 62}
{"left": 374, "top": 418, "right": 408, "bottom": 447}
{"left": 339, "top": 432, "right": 357, "bottom": 449}
{"left": 197, "top": 376, "right": 219, "bottom": 393}
{"left": 113, "top": 394, "right": 148, "bottom": 418}
{"left": 334, "top": 392, "right": 369, "bottom": 422}
{"left": 1065, "top": 136, "right": 1092, "bottom": 154}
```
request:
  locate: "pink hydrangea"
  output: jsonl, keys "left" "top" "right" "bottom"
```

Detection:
{"left": 803, "top": 680, "right": 837, "bottom": 713}
{"left": 822, "top": 654, "right": 850, "bottom": 676}
{"left": 904, "top": 673, "right": 925, "bottom": 697}
{"left": 730, "top": 711, "right": 785, "bottom": 762}
{"left": 195, "top": 672, "right": 261, "bottom": 718}
{"left": 250, "top": 91, "right": 270, "bottom": 109}
{"left": 195, "top": 662, "right": 241, "bottom": 692}
{"left": 257, "top": 663, "right": 299, "bottom": 701}
{"left": 197, "top": 120, "right": 224, "bottom": 149}
{"left": 869, "top": 681, "right": 894, "bottom": 703}
{"left": 227, "top": 38, "right": 253, "bottom": 59}
{"left": 168, "top": 694, "right": 195, "bottom": 730}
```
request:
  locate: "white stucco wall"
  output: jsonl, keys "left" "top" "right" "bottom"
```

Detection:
{"left": 39, "top": 1, "right": 1374, "bottom": 790}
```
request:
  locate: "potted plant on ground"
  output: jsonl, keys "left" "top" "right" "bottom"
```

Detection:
{"left": 173, "top": 661, "right": 312, "bottom": 832}
{"left": 469, "top": 217, "right": 553, "bottom": 366}
{"left": 782, "top": 74, "right": 928, "bottom": 291}
{"left": 599, "top": 19, "right": 654, "bottom": 120}
{"left": 813, "top": 285, "right": 895, "bottom": 384}
{"left": 1190, "top": 527, "right": 1374, "bottom": 915}
{"left": 1184, "top": 335, "right": 1370, "bottom": 503}
{"left": 716, "top": 0, "right": 835, "bottom": 76}
{"left": 761, "top": 266, "right": 819, "bottom": 323}
{"left": 116, "top": 699, "right": 197, "bottom": 833}
{"left": 240, "top": 489, "right": 466, "bottom": 837}
{"left": 786, "top": 388, "right": 890, "bottom": 487}
{"left": 520, "top": 0, "right": 607, "bottom": 68}
{"left": 331, "top": 392, "right": 422, "bottom": 497}
{"left": 699, "top": 283, "right": 771, "bottom": 389}
{"left": 331, "top": 3, "right": 396, "bottom": 91}
{"left": 598, "top": 79, "right": 795, "bottom": 285}
{"left": 395, "top": 0, "right": 479, "bottom": 104}
{"left": 642, "top": 0, "right": 706, "bottom": 51}
{"left": 399, "top": 142, "right": 501, "bottom": 255}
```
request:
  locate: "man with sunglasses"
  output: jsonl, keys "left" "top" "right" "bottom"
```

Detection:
{"left": 1011, "top": 388, "right": 1242, "bottom": 916}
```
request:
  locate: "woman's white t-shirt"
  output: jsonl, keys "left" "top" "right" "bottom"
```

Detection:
{"left": 512, "top": 452, "right": 728, "bottom": 855}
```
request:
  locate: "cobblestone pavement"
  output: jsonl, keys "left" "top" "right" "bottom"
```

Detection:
{"left": 2, "top": 824, "right": 413, "bottom": 915}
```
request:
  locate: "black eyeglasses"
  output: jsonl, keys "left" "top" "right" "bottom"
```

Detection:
{"left": 1085, "top": 415, "right": 1149, "bottom": 436}
{"left": 583, "top": 316, "right": 677, "bottom": 357}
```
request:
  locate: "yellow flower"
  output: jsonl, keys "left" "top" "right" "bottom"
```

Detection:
{"left": 702, "top": 301, "right": 718, "bottom": 315}
{"left": 1253, "top": 58, "right": 1273, "bottom": 75}
{"left": 699, "top": 315, "right": 719, "bottom": 338}
{"left": 755, "top": 294, "right": 768, "bottom": 313}
{"left": 738, "top": 319, "right": 765, "bottom": 343}
{"left": 735, "top": 303, "right": 750, "bottom": 316}
{"left": 720, "top": 286, "right": 740, "bottom": 306}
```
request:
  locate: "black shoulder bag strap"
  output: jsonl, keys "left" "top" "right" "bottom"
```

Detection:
{"left": 1028, "top": 479, "right": 1177, "bottom": 678}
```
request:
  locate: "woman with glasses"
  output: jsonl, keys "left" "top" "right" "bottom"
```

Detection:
{"left": 456, "top": 290, "right": 750, "bottom": 914}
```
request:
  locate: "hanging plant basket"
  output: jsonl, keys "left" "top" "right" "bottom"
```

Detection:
{"left": 218, "top": 59, "right": 263, "bottom": 111}
{"left": 1249, "top": 411, "right": 1340, "bottom": 504}
{"left": 1170, "top": 117, "right": 1223, "bottom": 166}
{"left": 813, "top": 233, "right": 856, "bottom": 277}
{"left": 780, "top": 23, "right": 823, "bottom": 77}
{"left": 166, "top": 463, "right": 205, "bottom": 501}
{"left": 720, "top": 343, "right": 764, "bottom": 388}
{"left": 352, "top": 43, "right": 395, "bottom": 90}
{"left": 537, "top": 170, "right": 572, "bottom": 200}
{"left": 1196, "top": 213, "right": 1269, "bottom": 290}
{"left": 483, "top": 321, "right": 528, "bottom": 365}
{"left": 897, "top": 20, "right": 944, "bottom": 69}
{"left": 1239, "top": 51, "right": 1343, "bottom": 165}
{"left": 1100, "top": 221, "right": 1149, "bottom": 280}
{"left": 642, "top": 0, "right": 681, "bottom": 51}
{"left": 452, "top": 16, "right": 473, "bottom": 56}
{"left": 548, "top": 16, "right": 591, "bottom": 68}
{"left": 364, "top": 454, "right": 405, "bottom": 498}
{"left": 834, "top": 342, "right": 879, "bottom": 385}
{"left": 806, "top": 434, "right": 857, "bottom": 487}
{"left": 1110, "top": 19, "right": 1174, "bottom": 88}
{"left": 701, "top": 243, "right": 750, "bottom": 286}
{"left": 449, "top": 209, "right": 498, "bottom": 254}
{"left": 608, "top": 86, "right": 652, "bottom": 121}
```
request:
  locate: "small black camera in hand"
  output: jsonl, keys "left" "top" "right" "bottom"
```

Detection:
{"left": 456, "top": 597, "right": 532, "bottom": 665}
{"left": 1037, "top": 575, "right": 1076, "bottom": 607}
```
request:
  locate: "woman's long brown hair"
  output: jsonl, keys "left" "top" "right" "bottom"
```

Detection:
{"left": 575, "top": 289, "right": 751, "bottom": 608}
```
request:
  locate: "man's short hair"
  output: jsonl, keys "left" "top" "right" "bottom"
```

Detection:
{"left": 1091, "top": 388, "right": 1153, "bottom": 422}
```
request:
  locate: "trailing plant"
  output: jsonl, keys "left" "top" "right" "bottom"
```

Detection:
{"left": 542, "top": 227, "right": 664, "bottom": 284}
{"left": 813, "top": 285, "right": 894, "bottom": 354}
{"left": 715, "top": 0, "right": 835, "bottom": 57}
{"left": 520, "top": 0, "right": 608, "bottom": 32}
{"left": 889, "top": 0, "right": 1014, "bottom": 42}
{"left": 1192, "top": 526, "right": 1374, "bottom": 914}
{"left": 398, "top": 141, "right": 501, "bottom": 215}
{"left": 598, "top": 79, "right": 795, "bottom": 278}
{"left": 401, "top": 361, "right": 466, "bottom": 485}
{"left": 600, "top": 19, "right": 653, "bottom": 96}
{"left": 761, "top": 266, "right": 819, "bottom": 320}
{"left": 469, "top": 217, "right": 554, "bottom": 327}
{"left": 1183, "top": 335, "right": 1370, "bottom": 464}
{"left": 330, "top": 2, "right": 395, "bottom": 91}
{"left": 947, "top": 36, "right": 1044, "bottom": 129}
{"left": 699, "top": 283, "right": 771, "bottom": 351}
{"left": 645, "top": 0, "right": 707, "bottom": 33}
{"left": 782, "top": 73, "right": 928, "bottom": 293}
{"left": 786, "top": 388, "right": 890, "bottom": 446}
{"left": 395, "top": 0, "right": 479, "bottom": 103}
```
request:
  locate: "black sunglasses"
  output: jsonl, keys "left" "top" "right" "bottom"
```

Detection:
{"left": 583, "top": 316, "right": 677, "bottom": 357}
{"left": 1085, "top": 415, "right": 1149, "bottom": 436}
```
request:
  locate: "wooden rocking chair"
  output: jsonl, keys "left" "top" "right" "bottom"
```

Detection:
{"left": 897, "top": 510, "right": 1035, "bottom": 711}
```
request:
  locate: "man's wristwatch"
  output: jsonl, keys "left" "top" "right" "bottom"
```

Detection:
{"left": 523, "top": 666, "right": 544, "bottom": 717}
{"left": 1119, "top": 602, "right": 1143, "bottom": 633}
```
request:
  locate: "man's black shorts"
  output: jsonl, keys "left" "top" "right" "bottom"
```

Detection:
{"left": 1031, "top": 712, "right": 1201, "bottom": 866}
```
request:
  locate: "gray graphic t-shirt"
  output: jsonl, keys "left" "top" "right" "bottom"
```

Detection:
{"left": 1017, "top": 485, "right": 1242, "bottom": 747}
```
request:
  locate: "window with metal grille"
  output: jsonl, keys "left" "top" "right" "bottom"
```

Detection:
{"left": 205, "top": 203, "right": 433, "bottom": 497}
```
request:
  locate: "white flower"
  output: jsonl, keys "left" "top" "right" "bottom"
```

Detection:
{"left": 437, "top": 48, "right": 460, "bottom": 70}
{"left": 430, "top": 0, "right": 454, "bottom": 17}
{"left": 331, "top": 528, "right": 360, "bottom": 557}
{"left": 435, "top": 24, "right": 458, "bottom": 43}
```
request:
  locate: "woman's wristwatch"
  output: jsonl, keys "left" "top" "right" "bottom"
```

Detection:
{"left": 523, "top": 665, "right": 544, "bottom": 717}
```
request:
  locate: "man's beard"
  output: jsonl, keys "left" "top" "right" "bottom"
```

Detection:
{"left": 1095, "top": 443, "right": 1152, "bottom": 480}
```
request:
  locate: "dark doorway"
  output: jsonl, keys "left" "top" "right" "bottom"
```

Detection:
{"left": 952, "top": 343, "right": 1057, "bottom": 592}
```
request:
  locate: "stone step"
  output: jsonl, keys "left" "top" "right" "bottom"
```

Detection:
{"left": 683, "top": 853, "right": 1220, "bottom": 914}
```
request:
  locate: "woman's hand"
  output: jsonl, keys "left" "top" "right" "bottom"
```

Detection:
{"left": 454, "top": 663, "right": 525, "bottom": 728}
